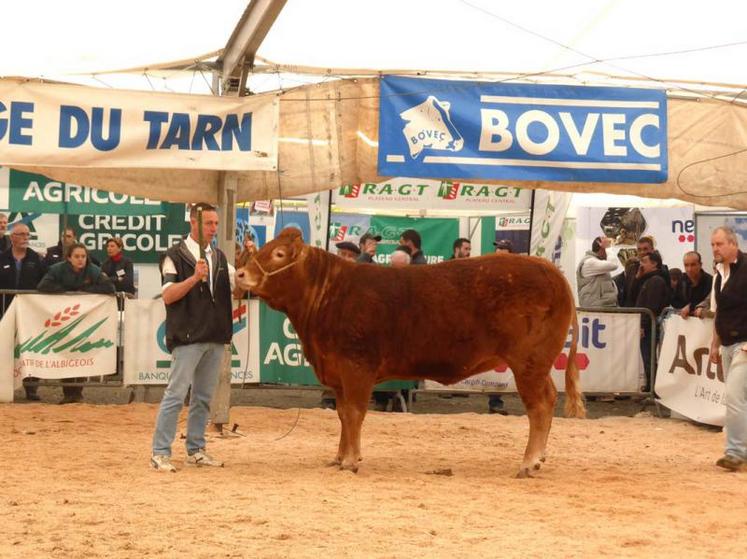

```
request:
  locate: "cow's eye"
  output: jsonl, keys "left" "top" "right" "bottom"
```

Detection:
{"left": 274, "top": 249, "right": 285, "bottom": 259}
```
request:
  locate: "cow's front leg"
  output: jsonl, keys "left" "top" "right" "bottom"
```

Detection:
{"left": 339, "top": 379, "right": 373, "bottom": 472}
{"left": 327, "top": 386, "right": 347, "bottom": 467}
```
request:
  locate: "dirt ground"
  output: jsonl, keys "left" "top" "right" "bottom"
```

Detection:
{"left": 2, "top": 387, "right": 745, "bottom": 558}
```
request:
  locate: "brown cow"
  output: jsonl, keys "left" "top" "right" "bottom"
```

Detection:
{"left": 236, "top": 229, "right": 585, "bottom": 478}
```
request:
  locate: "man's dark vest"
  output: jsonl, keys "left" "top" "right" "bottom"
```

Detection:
{"left": 715, "top": 251, "right": 747, "bottom": 346}
{"left": 163, "top": 240, "right": 232, "bottom": 353}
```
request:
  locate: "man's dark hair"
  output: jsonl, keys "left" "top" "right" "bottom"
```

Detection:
{"left": 65, "top": 242, "right": 88, "bottom": 259}
{"left": 592, "top": 236, "right": 603, "bottom": 253}
{"left": 684, "top": 250, "right": 702, "bottom": 264}
{"left": 400, "top": 229, "right": 422, "bottom": 249}
{"left": 638, "top": 235, "right": 655, "bottom": 249}
{"left": 452, "top": 237, "right": 470, "bottom": 251}
{"left": 642, "top": 249, "right": 663, "bottom": 269}
{"left": 190, "top": 202, "right": 217, "bottom": 219}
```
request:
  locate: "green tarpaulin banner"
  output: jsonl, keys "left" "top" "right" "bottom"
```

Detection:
{"left": 367, "top": 215, "right": 459, "bottom": 264}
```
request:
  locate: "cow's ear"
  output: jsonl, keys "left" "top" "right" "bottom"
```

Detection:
{"left": 278, "top": 227, "right": 302, "bottom": 243}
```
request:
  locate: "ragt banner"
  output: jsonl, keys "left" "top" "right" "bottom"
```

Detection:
{"left": 123, "top": 299, "right": 258, "bottom": 385}
{"left": 424, "top": 311, "right": 642, "bottom": 393}
{"left": 656, "top": 315, "right": 725, "bottom": 426}
{"left": 334, "top": 178, "right": 531, "bottom": 212}
{"left": 0, "top": 79, "right": 278, "bottom": 171}
{"left": 378, "top": 76, "right": 668, "bottom": 183}
{"left": 6, "top": 294, "right": 117, "bottom": 384}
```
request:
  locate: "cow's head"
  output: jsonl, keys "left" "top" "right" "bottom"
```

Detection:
{"left": 235, "top": 227, "right": 306, "bottom": 302}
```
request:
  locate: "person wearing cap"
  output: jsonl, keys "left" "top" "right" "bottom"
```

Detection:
{"left": 576, "top": 236, "right": 619, "bottom": 308}
{"left": 336, "top": 241, "right": 361, "bottom": 262}
{"left": 493, "top": 239, "right": 513, "bottom": 253}
{"left": 357, "top": 232, "right": 381, "bottom": 263}
{"left": 399, "top": 229, "right": 427, "bottom": 264}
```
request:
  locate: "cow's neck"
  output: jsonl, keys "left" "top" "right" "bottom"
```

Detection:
{"left": 281, "top": 248, "right": 337, "bottom": 352}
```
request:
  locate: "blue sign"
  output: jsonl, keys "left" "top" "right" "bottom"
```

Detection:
{"left": 274, "top": 210, "right": 310, "bottom": 243}
{"left": 378, "top": 76, "right": 668, "bottom": 184}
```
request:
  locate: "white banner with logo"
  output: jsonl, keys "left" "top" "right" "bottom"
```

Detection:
{"left": 424, "top": 311, "right": 643, "bottom": 393}
{"left": 656, "top": 315, "right": 725, "bottom": 426}
{"left": 0, "top": 79, "right": 278, "bottom": 171}
{"left": 333, "top": 178, "right": 531, "bottom": 212}
{"left": 123, "top": 299, "right": 259, "bottom": 385}
{"left": 0, "top": 294, "right": 117, "bottom": 397}
{"left": 305, "top": 191, "right": 331, "bottom": 250}
{"left": 576, "top": 206, "right": 694, "bottom": 272}
{"left": 530, "top": 190, "right": 572, "bottom": 263}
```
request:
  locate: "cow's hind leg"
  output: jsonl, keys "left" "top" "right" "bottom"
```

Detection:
{"left": 514, "top": 370, "right": 557, "bottom": 478}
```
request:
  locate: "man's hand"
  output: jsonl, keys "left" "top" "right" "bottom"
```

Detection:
{"left": 193, "top": 259, "right": 209, "bottom": 281}
{"left": 680, "top": 305, "right": 691, "bottom": 319}
{"left": 709, "top": 339, "right": 721, "bottom": 364}
{"left": 693, "top": 307, "right": 704, "bottom": 318}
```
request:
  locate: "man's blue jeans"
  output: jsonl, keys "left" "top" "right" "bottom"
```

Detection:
{"left": 152, "top": 343, "right": 224, "bottom": 457}
{"left": 722, "top": 342, "right": 747, "bottom": 461}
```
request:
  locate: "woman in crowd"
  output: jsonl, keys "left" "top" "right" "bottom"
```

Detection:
{"left": 101, "top": 236, "right": 135, "bottom": 296}
{"left": 37, "top": 242, "right": 115, "bottom": 404}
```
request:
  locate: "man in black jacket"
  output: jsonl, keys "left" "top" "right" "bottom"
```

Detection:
{"left": 0, "top": 222, "right": 46, "bottom": 400}
{"left": 635, "top": 250, "right": 670, "bottom": 392}
{"left": 150, "top": 203, "right": 235, "bottom": 473}
{"left": 677, "top": 251, "right": 713, "bottom": 318}
{"left": 708, "top": 227, "right": 747, "bottom": 472}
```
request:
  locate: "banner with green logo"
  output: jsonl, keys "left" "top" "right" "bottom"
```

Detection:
{"left": 9, "top": 169, "right": 168, "bottom": 215}
{"left": 68, "top": 203, "right": 189, "bottom": 264}
{"left": 368, "top": 215, "right": 459, "bottom": 264}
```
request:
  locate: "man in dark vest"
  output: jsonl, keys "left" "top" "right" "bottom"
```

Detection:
{"left": 709, "top": 226, "right": 747, "bottom": 472}
{"left": 151, "top": 203, "right": 234, "bottom": 473}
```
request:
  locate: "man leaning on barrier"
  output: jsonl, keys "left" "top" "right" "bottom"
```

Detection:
{"left": 0, "top": 222, "right": 47, "bottom": 400}
{"left": 708, "top": 227, "right": 747, "bottom": 472}
{"left": 150, "top": 202, "right": 237, "bottom": 473}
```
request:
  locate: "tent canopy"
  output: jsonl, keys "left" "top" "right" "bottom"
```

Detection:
{"left": 3, "top": 0, "right": 747, "bottom": 208}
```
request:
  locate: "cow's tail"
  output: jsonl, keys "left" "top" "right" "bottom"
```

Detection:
{"left": 564, "top": 308, "right": 587, "bottom": 419}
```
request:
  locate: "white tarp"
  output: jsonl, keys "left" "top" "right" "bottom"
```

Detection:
{"left": 0, "top": 80, "right": 279, "bottom": 172}
{"left": 656, "top": 315, "right": 725, "bottom": 426}
{"left": 424, "top": 310, "right": 642, "bottom": 393}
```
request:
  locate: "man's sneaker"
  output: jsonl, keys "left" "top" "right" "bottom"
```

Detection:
{"left": 151, "top": 454, "right": 177, "bottom": 473}
{"left": 185, "top": 450, "right": 224, "bottom": 468}
{"left": 716, "top": 454, "right": 745, "bottom": 471}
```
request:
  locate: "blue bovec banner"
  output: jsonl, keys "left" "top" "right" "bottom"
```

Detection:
{"left": 378, "top": 76, "right": 668, "bottom": 184}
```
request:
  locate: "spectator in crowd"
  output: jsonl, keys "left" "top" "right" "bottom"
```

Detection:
{"left": 0, "top": 213, "right": 9, "bottom": 253}
{"left": 44, "top": 226, "right": 100, "bottom": 269}
{"left": 0, "top": 222, "right": 47, "bottom": 400}
{"left": 372, "top": 245, "right": 413, "bottom": 412}
{"left": 357, "top": 232, "right": 381, "bottom": 264}
{"left": 637, "top": 235, "right": 670, "bottom": 286}
{"left": 669, "top": 268, "right": 686, "bottom": 308}
{"left": 390, "top": 246, "right": 412, "bottom": 267}
{"left": 399, "top": 229, "right": 427, "bottom": 264}
{"left": 494, "top": 239, "right": 513, "bottom": 253}
{"left": 615, "top": 257, "right": 640, "bottom": 307}
{"left": 101, "top": 237, "right": 135, "bottom": 296}
{"left": 320, "top": 241, "right": 363, "bottom": 408}
{"left": 151, "top": 203, "right": 235, "bottom": 472}
{"left": 37, "top": 242, "right": 115, "bottom": 404}
{"left": 451, "top": 238, "right": 471, "bottom": 259}
{"left": 677, "top": 251, "right": 713, "bottom": 318}
{"left": 335, "top": 241, "right": 361, "bottom": 262}
{"left": 488, "top": 238, "right": 516, "bottom": 414}
{"left": 236, "top": 233, "right": 258, "bottom": 268}
{"left": 576, "top": 236, "right": 619, "bottom": 307}
{"left": 634, "top": 250, "right": 670, "bottom": 392}
{"left": 708, "top": 227, "right": 747, "bottom": 471}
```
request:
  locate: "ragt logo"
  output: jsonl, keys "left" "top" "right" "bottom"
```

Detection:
{"left": 400, "top": 96, "right": 464, "bottom": 158}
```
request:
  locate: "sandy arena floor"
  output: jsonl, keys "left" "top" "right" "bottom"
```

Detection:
{"left": 2, "top": 397, "right": 745, "bottom": 558}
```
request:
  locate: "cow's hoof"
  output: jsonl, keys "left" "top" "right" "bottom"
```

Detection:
{"left": 326, "top": 458, "right": 342, "bottom": 467}
{"left": 515, "top": 468, "right": 533, "bottom": 479}
{"left": 339, "top": 462, "right": 359, "bottom": 473}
